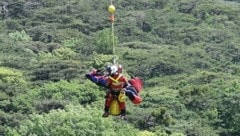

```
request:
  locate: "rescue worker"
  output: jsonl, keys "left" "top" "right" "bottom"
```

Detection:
{"left": 102, "top": 65, "right": 129, "bottom": 119}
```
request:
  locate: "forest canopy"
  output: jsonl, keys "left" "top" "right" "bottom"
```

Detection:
{"left": 0, "top": 0, "right": 240, "bottom": 135}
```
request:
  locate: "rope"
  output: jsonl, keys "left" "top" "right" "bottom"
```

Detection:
{"left": 110, "top": 0, "right": 116, "bottom": 65}
{"left": 112, "top": 20, "right": 116, "bottom": 64}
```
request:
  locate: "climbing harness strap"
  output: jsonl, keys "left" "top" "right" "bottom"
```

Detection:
{"left": 109, "top": 74, "right": 122, "bottom": 83}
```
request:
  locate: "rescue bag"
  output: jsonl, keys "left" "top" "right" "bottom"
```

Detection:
{"left": 129, "top": 77, "right": 143, "bottom": 93}
{"left": 110, "top": 99, "right": 120, "bottom": 115}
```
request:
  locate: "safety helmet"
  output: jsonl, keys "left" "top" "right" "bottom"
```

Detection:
{"left": 118, "top": 65, "right": 123, "bottom": 73}
{"left": 106, "top": 65, "right": 111, "bottom": 74}
{"left": 110, "top": 65, "right": 118, "bottom": 74}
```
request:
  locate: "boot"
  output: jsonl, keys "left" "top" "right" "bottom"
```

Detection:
{"left": 120, "top": 115, "right": 126, "bottom": 120}
{"left": 131, "top": 95, "right": 142, "bottom": 104}
{"left": 102, "top": 112, "right": 109, "bottom": 117}
{"left": 120, "top": 109, "right": 126, "bottom": 120}
{"left": 102, "top": 106, "right": 109, "bottom": 117}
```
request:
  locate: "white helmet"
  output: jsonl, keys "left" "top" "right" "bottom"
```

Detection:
{"left": 110, "top": 65, "right": 118, "bottom": 74}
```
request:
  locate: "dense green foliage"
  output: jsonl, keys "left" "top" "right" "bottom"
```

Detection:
{"left": 1, "top": 0, "right": 240, "bottom": 135}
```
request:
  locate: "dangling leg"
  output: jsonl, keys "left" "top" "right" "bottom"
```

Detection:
{"left": 103, "top": 91, "right": 112, "bottom": 117}
{"left": 119, "top": 102, "right": 126, "bottom": 120}
{"left": 125, "top": 87, "right": 142, "bottom": 104}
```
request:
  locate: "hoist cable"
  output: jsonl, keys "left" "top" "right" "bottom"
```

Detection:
{"left": 109, "top": 0, "right": 116, "bottom": 64}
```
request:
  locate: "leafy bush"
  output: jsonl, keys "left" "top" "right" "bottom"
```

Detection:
{"left": 0, "top": 67, "right": 26, "bottom": 84}
{"left": 31, "top": 59, "right": 81, "bottom": 82}
{"left": 9, "top": 30, "right": 32, "bottom": 42}
{"left": 6, "top": 105, "right": 139, "bottom": 136}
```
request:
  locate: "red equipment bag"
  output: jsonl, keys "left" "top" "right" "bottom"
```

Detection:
{"left": 129, "top": 77, "right": 143, "bottom": 93}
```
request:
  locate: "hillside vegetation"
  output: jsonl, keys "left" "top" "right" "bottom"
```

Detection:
{"left": 1, "top": 0, "right": 240, "bottom": 135}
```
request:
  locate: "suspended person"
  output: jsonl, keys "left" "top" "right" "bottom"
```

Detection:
{"left": 85, "top": 65, "right": 142, "bottom": 105}
{"left": 102, "top": 65, "right": 130, "bottom": 119}
{"left": 125, "top": 77, "right": 143, "bottom": 104}
{"left": 85, "top": 69, "right": 108, "bottom": 88}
